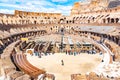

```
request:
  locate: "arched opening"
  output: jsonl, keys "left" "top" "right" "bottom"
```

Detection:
{"left": 66, "top": 21, "right": 68, "bottom": 24}
{"left": 92, "top": 17, "right": 95, "bottom": 21}
{"left": 72, "top": 20, "right": 74, "bottom": 23}
{"left": 61, "top": 28, "right": 64, "bottom": 33}
{"left": 111, "top": 18, "right": 114, "bottom": 23}
{"left": 79, "top": 17, "right": 82, "bottom": 20}
{"left": 115, "top": 18, "right": 119, "bottom": 23}
{"left": 44, "top": 17, "right": 47, "bottom": 19}
{"left": 59, "top": 19, "right": 64, "bottom": 24}
{"left": 73, "top": 17, "right": 76, "bottom": 20}
{"left": 6, "top": 20, "right": 8, "bottom": 24}
{"left": 50, "top": 28, "right": 52, "bottom": 31}
{"left": 58, "top": 27, "right": 65, "bottom": 34}
{"left": 76, "top": 17, "right": 79, "bottom": 20}
{"left": 103, "top": 19, "right": 106, "bottom": 23}
{"left": 88, "top": 20, "right": 90, "bottom": 23}
{"left": 34, "top": 21, "right": 37, "bottom": 24}
{"left": 107, "top": 18, "right": 110, "bottom": 23}
{"left": 48, "top": 17, "right": 50, "bottom": 19}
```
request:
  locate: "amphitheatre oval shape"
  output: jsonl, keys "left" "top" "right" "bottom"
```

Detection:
{"left": 0, "top": 0, "right": 120, "bottom": 80}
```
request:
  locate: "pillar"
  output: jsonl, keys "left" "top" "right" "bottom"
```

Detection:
{"left": 109, "top": 55, "right": 113, "bottom": 63}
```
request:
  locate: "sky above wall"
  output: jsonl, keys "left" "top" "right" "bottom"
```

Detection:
{"left": 0, "top": 0, "right": 87, "bottom": 15}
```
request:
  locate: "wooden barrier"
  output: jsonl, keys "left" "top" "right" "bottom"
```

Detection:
{"left": 71, "top": 74, "right": 87, "bottom": 80}
{"left": 12, "top": 53, "right": 46, "bottom": 79}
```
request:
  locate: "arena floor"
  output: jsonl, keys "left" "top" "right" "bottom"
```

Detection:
{"left": 27, "top": 53, "right": 102, "bottom": 80}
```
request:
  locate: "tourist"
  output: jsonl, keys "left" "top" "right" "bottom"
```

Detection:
{"left": 53, "top": 75, "right": 55, "bottom": 80}
{"left": 100, "top": 52, "right": 102, "bottom": 55}
{"left": 78, "top": 50, "right": 81, "bottom": 54}
{"left": 70, "top": 51, "right": 73, "bottom": 55}
{"left": 68, "top": 50, "right": 70, "bottom": 55}
{"left": 45, "top": 52, "right": 47, "bottom": 56}
{"left": 38, "top": 53, "right": 41, "bottom": 58}
{"left": 74, "top": 51, "right": 76, "bottom": 56}
{"left": 61, "top": 60, "right": 64, "bottom": 66}
{"left": 34, "top": 51, "right": 38, "bottom": 56}
{"left": 48, "top": 52, "right": 51, "bottom": 55}
{"left": 52, "top": 51, "right": 55, "bottom": 55}
{"left": 66, "top": 50, "right": 67, "bottom": 55}
{"left": 101, "top": 60, "right": 104, "bottom": 62}
{"left": 92, "top": 50, "right": 95, "bottom": 54}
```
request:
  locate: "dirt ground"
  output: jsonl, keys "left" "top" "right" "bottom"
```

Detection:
{"left": 27, "top": 53, "right": 102, "bottom": 80}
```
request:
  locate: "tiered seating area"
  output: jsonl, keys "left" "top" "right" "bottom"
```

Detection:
{"left": 0, "top": 34, "right": 56, "bottom": 80}
{"left": 0, "top": 27, "right": 119, "bottom": 80}
{"left": 69, "top": 31, "right": 120, "bottom": 80}
{"left": 0, "top": 41, "right": 30, "bottom": 80}
{"left": 12, "top": 53, "right": 46, "bottom": 78}
{"left": 14, "top": 41, "right": 57, "bottom": 79}
{"left": 104, "top": 39, "right": 120, "bottom": 61}
{"left": 0, "top": 27, "right": 46, "bottom": 39}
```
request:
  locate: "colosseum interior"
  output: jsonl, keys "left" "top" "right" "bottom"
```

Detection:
{"left": 0, "top": 0, "right": 120, "bottom": 80}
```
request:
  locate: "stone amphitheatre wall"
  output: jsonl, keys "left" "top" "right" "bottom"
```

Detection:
{"left": 0, "top": 1, "right": 120, "bottom": 58}
{"left": 71, "top": 0, "right": 120, "bottom": 24}
{"left": 72, "top": 6, "right": 120, "bottom": 24}
{"left": 0, "top": 10, "right": 61, "bottom": 26}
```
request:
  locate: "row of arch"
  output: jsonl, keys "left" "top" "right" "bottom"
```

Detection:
{"left": 1, "top": 15, "right": 120, "bottom": 25}
{"left": 0, "top": 19, "right": 58, "bottom": 25}
{"left": 0, "top": 26, "right": 119, "bottom": 53}
{"left": 0, "top": 15, "right": 59, "bottom": 25}
{"left": 0, "top": 30, "right": 46, "bottom": 54}
{"left": 75, "top": 31, "right": 120, "bottom": 46}
{"left": 72, "top": 7, "right": 120, "bottom": 24}
{"left": 103, "top": 18, "right": 119, "bottom": 23}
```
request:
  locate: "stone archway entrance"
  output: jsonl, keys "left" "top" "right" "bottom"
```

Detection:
{"left": 58, "top": 27, "right": 66, "bottom": 34}
{"left": 111, "top": 18, "right": 114, "bottom": 23}
{"left": 59, "top": 19, "right": 64, "bottom": 24}
{"left": 61, "top": 28, "right": 64, "bottom": 33}
{"left": 34, "top": 21, "right": 37, "bottom": 24}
